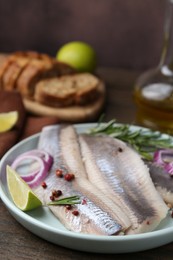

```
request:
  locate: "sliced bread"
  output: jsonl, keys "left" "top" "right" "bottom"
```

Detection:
{"left": 72, "top": 73, "right": 99, "bottom": 105}
{"left": 12, "top": 50, "right": 53, "bottom": 62}
{"left": 35, "top": 77, "right": 76, "bottom": 107}
{"left": 16, "top": 59, "right": 58, "bottom": 98}
{"left": 0, "top": 55, "right": 16, "bottom": 89}
{"left": 34, "top": 73, "right": 100, "bottom": 107}
{"left": 0, "top": 51, "right": 75, "bottom": 98}
{"left": 2, "top": 57, "right": 29, "bottom": 90}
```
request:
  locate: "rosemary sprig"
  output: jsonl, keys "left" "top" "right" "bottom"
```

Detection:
{"left": 48, "top": 195, "right": 81, "bottom": 206}
{"left": 88, "top": 119, "right": 173, "bottom": 160}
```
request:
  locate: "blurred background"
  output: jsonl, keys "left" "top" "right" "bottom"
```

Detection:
{"left": 0, "top": 0, "right": 166, "bottom": 70}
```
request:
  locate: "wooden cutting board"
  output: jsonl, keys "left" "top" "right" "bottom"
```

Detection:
{"left": 23, "top": 80, "right": 106, "bottom": 122}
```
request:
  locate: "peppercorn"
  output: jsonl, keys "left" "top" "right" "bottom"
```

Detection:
{"left": 65, "top": 205, "right": 72, "bottom": 210}
{"left": 50, "top": 195, "right": 55, "bottom": 201}
{"left": 52, "top": 189, "right": 62, "bottom": 198}
{"left": 72, "top": 210, "right": 79, "bottom": 216}
{"left": 41, "top": 182, "right": 47, "bottom": 189}
{"left": 56, "top": 169, "right": 63, "bottom": 177}
{"left": 64, "top": 173, "right": 75, "bottom": 181}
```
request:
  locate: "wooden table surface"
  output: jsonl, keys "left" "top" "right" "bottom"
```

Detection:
{"left": 0, "top": 68, "right": 172, "bottom": 260}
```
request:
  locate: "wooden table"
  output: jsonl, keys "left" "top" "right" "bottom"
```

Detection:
{"left": 1, "top": 68, "right": 172, "bottom": 260}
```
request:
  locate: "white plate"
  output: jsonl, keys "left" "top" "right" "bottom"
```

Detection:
{"left": 1, "top": 123, "right": 173, "bottom": 254}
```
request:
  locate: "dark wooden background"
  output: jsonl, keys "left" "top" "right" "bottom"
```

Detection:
{"left": 0, "top": 0, "right": 166, "bottom": 70}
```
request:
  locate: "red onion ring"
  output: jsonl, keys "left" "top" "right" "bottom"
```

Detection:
{"left": 153, "top": 149, "right": 173, "bottom": 175}
{"left": 11, "top": 149, "right": 53, "bottom": 188}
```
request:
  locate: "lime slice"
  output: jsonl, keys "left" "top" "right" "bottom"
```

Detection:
{"left": 56, "top": 41, "right": 97, "bottom": 73}
{"left": 0, "top": 111, "right": 19, "bottom": 133}
{"left": 6, "top": 165, "right": 42, "bottom": 211}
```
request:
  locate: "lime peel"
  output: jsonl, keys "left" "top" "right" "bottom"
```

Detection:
{"left": 0, "top": 111, "right": 19, "bottom": 133}
{"left": 6, "top": 165, "right": 42, "bottom": 211}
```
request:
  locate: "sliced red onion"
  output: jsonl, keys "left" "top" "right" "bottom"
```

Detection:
{"left": 153, "top": 149, "right": 173, "bottom": 176}
{"left": 11, "top": 149, "right": 53, "bottom": 188}
{"left": 12, "top": 149, "right": 51, "bottom": 166}
{"left": 11, "top": 154, "right": 39, "bottom": 181}
{"left": 20, "top": 170, "right": 39, "bottom": 182}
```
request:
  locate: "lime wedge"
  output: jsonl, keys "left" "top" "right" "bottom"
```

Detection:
{"left": 6, "top": 165, "right": 42, "bottom": 211}
{"left": 0, "top": 111, "right": 19, "bottom": 133}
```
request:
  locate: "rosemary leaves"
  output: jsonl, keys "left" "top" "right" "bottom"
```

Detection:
{"left": 88, "top": 119, "right": 173, "bottom": 160}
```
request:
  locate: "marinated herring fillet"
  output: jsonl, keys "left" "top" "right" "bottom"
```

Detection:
{"left": 59, "top": 125, "right": 130, "bottom": 230}
{"left": 78, "top": 134, "right": 168, "bottom": 234}
{"left": 34, "top": 125, "right": 130, "bottom": 235}
{"left": 147, "top": 161, "right": 173, "bottom": 207}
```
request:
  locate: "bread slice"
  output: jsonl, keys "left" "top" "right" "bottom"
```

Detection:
{"left": 16, "top": 57, "right": 75, "bottom": 99}
{"left": 72, "top": 73, "right": 99, "bottom": 105}
{"left": 35, "top": 77, "right": 77, "bottom": 107}
{"left": 53, "top": 61, "right": 76, "bottom": 76}
{"left": 13, "top": 51, "right": 76, "bottom": 76}
{"left": 0, "top": 55, "right": 16, "bottom": 89}
{"left": 16, "top": 59, "right": 58, "bottom": 99}
{"left": 0, "top": 54, "right": 8, "bottom": 66}
{"left": 2, "top": 57, "right": 29, "bottom": 90}
{"left": 34, "top": 73, "right": 100, "bottom": 107}
{"left": 12, "top": 50, "right": 53, "bottom": 62}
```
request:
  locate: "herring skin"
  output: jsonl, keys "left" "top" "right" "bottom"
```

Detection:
{"left": 79, "top": 134, "right": 168, "bottom": 234}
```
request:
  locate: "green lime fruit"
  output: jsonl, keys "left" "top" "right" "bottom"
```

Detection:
{"left": 56, "top": 41, "right": 97, "bottom": 72}
{"left": 6, "top": 165, "right": 42, "bottom": 211}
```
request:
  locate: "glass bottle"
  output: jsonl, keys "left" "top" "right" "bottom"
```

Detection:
{"left": 134, "top": 0, "right": 173, "bottom": 134}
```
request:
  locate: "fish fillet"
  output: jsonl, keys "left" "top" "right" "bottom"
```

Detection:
{"left": 34, "top": 125, "right": 131, "bottom": 235}
{"left": 147, "top": 161, "right": 173, "bottom": 207}
{"left": 79, "top": 134, "right": 168, "bottom": 234}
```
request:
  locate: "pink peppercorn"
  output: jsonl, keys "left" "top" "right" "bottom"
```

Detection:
{"left": 41, "top": 182, "right": 47, "bottom": 189}
{"left": 56, "top": 169, "right": 63, "bottom": 177}
{"left": 72, "top": 210, "right": 79, "bottom": 216}
{"left": 64, "top": 173, "right": 75, "bottom": 181}
{"left": 65, "top": 205, "right": 72, "bottom": 210}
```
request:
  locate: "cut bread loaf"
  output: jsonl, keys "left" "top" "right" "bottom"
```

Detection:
{"left": 0, "top": 52, "right": 104, "bottom": 114}
{"left": 0, "top": 51, "right": 51, "bottom": 90}
{"left": 0, "top": 51, "right": 75, "bottom": 99}
{"left": 16, "top": 59, "right": 75, "bottom": 99}
{"left": 34, "top": 73, "right": 100, "bottom": 107}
